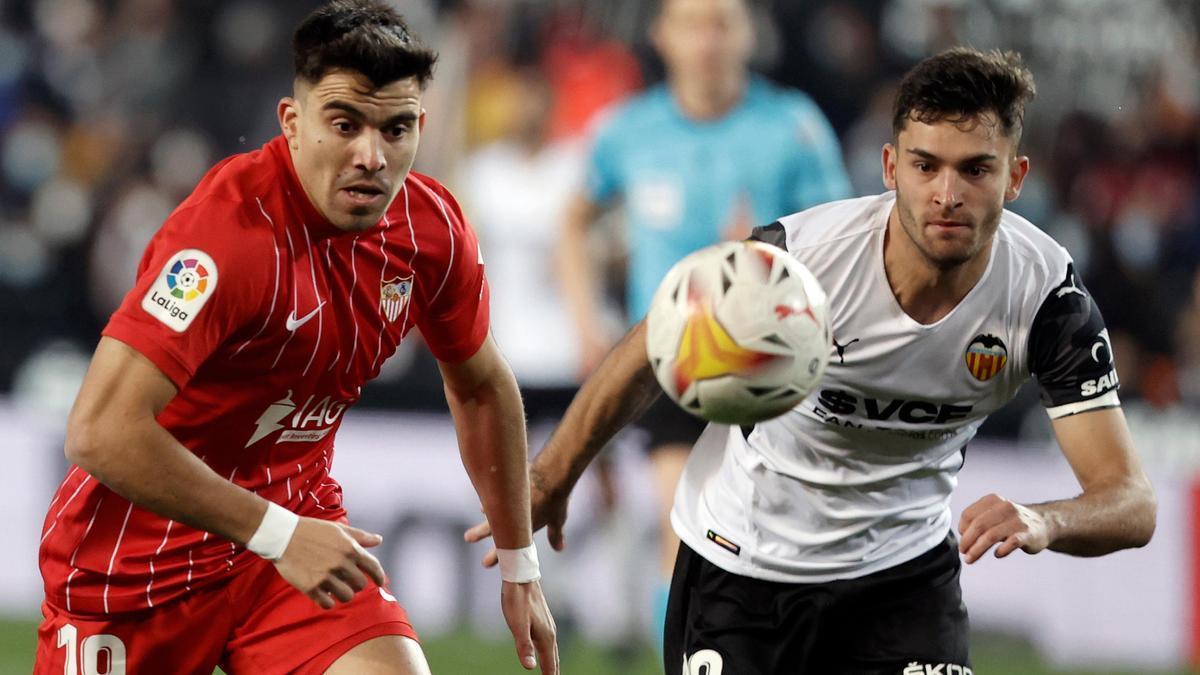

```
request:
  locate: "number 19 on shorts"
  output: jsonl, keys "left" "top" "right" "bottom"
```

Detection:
{"left": 57, "top": 624, "right": 126, "bottom": 675}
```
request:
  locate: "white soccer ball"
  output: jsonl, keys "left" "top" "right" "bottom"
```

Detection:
{"left": 645, "top": 240, "right": 831, "bottom": 426}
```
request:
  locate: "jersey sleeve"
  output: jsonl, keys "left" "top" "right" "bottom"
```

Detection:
{"left": 101, "top": 199, "right": 271, "bottom": 388}
{"left": 1028, "top": 262, "right": 1122, "bottom": 419}
{"left": 786, "top": 96, "right": 852, "bottom": 210}
{"left": 583, "top": 111, "right": 623, "bottom": 204}
{"left": 416, "top": 187, "right": 491, "bottom": 363}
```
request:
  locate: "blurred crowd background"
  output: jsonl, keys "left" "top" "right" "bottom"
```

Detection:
{"left": 2, "top": 0, "right": 1199, "bottom": 447}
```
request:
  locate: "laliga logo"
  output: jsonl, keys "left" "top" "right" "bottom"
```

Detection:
{"left": 141, "top": 250, "right": 218, "bottom": 332}
{"left": 148, "top": 258, "right": 212, "bottom": 320}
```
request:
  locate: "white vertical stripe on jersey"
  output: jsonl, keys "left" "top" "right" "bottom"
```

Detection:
{"left": 145, "top": 520, "right": 174, "bottom": 609}
{"left": 186, "top": 549, "right": 193, "bottom": 591}
{"left": 323, "top": 241, "right": 336, "bottom": 375}
{"left": 102, "top": 502, "right": 134, "bottom": 613}
{"left": 233, "top": 198, "right": 284, "bottom": 357}
{"left": 371, "top": 223, "right": 391, "bottom": 371}
{"left": 272, "top": 225, "right": 301, "bottom": 368}
{"left": 64, "top": 569, "right": 79, "bottom": 612}
{"left": 44, "top": 466, "right": 79, "bottom": 514}
{"left": 65, "top": 496, "right": 105, "bottom": 612}
{"left": 399, "top": 185, "right": 418, "bottom": 336}
{"left": 427, "top": 191, "right": 457, "bottom": 306}
{"left": 345, "top": 234, "right": 362, "bottom": 374}
{"left": 300, "top": 223, "right": 324, "bottom": 377}
{"left": 41, "top": 473, "right": 91, "bottom": 543}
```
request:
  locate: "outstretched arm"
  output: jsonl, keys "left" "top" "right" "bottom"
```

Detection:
{"left": 534, "top": 319, "right": 661, "bottom": 503}
{"left": 958, "top": 406, "right": 1156, "bottom": 563}
{"left": 465, "top": 320, "right": 662, "bottom": 559}
{"left": 439, "top": 334, "right": 558, "bottom": 675}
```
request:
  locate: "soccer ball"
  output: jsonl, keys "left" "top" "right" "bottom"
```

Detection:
{"left": 645, "top": 240, "right": 831, "bottom": 426}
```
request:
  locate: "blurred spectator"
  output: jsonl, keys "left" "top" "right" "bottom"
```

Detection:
{"left": 459, "top": 67, "right": 587, "bottom": 394}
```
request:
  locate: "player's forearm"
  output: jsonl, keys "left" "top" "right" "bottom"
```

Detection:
{"left": 1030, "top": 476, "right": 1156, "bottom": 556}
{"left": 65, "top": 416, "right": 268, "bottom": 547}
{"left": 447, "top": 366, "right": 533, "bottom": 550}
{"left": 555, "top": 200, "right": 601, "bottom": 336}
{"left": 537, "top": 321, "right": 661, "bottom": 492}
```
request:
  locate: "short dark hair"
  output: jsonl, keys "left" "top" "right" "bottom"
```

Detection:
{"left": 892, "top": 47, "right": 1036, "bottom": 145}
{"left": 293, "top": 0, "right": 438, "bottom": 89}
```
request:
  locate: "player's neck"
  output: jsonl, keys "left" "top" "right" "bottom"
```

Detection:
{"left": 670, "top": 75, "right": 745, "bottom": 121}
{"left": 882, "top": 208, "right": 993, "bottom": 325}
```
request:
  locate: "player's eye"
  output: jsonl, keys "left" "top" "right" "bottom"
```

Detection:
{"left": 966, "top": 165, "right": 988, "bottom": 177}
{"left": 333, "top": 120, "right": 354, "bottom": 134}
{"left": 387, "top": 125, "right": 407, "bottom": 139}
{"left": 915, "top": 162, "right": 932, "bottom": 173}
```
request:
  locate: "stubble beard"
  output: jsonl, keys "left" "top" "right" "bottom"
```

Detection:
{"left": 895, "top": 189, "right": 1001, "bottom": 272}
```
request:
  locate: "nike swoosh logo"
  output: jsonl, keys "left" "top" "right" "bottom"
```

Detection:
{"left": 379, "top": 587, "right": 397, "bottom": 603}
{"left": 285, "top": 301, "right": 326, "bottom": 331}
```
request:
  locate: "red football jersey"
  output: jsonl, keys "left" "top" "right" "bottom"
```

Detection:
{"left": 39, "top": 136, "right": 490, "bottom": 616}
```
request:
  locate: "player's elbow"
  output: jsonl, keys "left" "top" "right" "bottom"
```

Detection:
{"left": 64, "top": 415, "right": 119, "bottom": 477}
{"left": 1127, "top": 479, "right": 1157, "bottom": 549}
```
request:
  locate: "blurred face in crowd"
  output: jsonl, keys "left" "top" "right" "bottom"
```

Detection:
{"left": 279, "top": 69, "right": 425, "bottom": 232}
{"left": 652, "top": 0, "right": 753, "bottom": 91}
{"left": 511, "top": 70, "right": 555, "bottom": 147}
{"left": 882, "top": 113, "right": 1029, "bottom": 270}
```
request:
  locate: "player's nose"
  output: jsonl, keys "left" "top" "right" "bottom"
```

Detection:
{"left": 932, "top": 169, "right": 964, "bottom": 209}
{"left": 351, "top": 130, "right": 387, "bottom": 174}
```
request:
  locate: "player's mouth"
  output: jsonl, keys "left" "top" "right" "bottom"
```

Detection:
{"left": 340, "top": 183, "right": 387, "bottom": 207}
{"left": 927, "top": 219, "right": 971, "bottom": 232}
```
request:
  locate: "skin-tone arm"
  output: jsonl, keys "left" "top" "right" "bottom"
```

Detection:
{"left": 958, "top": 406, "right": 1157, "bottom": 563}
{"left": 555, "top": 193, "right": 611, "bottom": 375}
{"left": 465, "top": 320, "right": 661, "bottom": 562}
{"left": 65, "top": 337, "right": 387, "bottom": 610}
{"left": 438, "top": 334, "right": 558, "bottom": 675}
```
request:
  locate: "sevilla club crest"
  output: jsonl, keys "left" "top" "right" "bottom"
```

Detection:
{"left": 380, "top": 275, "right": 413, "bottom": 323}
{"left": 964, "top": 334, "right": 1008, "bottom": 382}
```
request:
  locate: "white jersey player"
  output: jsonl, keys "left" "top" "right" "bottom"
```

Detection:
{"left": 468, "top": 47, "right": 1156, "bottom": 675}
{"left": 673, "top": 191, "right": 1122, "bottom": 585}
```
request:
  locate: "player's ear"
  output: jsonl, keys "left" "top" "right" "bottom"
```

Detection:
{"left": 881, "top": 142, "right": 898, "bottom": 191}
{"left": 278, "top": 97, "right": 300, "bottom": 150}
{"left": 1005, "top": 154, "right": 1030, "bottom": 202}
{"left": 419, "top": 109, "right": 427, "bottom": 133}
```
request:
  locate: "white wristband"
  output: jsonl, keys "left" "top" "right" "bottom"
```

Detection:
{"left": 246, "top": 502, "right": 300, "bottom": 561}
{"left": 496, "top": 545, "right": 541, "bottom": 583}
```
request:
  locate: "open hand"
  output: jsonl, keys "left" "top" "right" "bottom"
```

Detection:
{"left": 464, "top": 464, "right": 569, "bottom": 567}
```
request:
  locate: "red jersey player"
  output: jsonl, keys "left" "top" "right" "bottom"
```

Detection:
{"left": 34, "top": 2, "right": 558, "bottom": 673}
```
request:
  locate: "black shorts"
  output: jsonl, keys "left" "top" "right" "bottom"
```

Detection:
{"left": 635, "top": 394, "right": 708, "bottom": 453}
{"left": 664, "top": 536, "right": 971, "bottom": 675}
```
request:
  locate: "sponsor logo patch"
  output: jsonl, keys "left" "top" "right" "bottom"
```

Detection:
{"left": 245, "top": 390, "right": 351, "bottom": 448}
{"left": 141, "top": 249, "right": 218, "bottom": 332}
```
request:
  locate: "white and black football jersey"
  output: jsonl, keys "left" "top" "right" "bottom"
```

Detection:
{"left": 671, "top": 191, "right": 1121, "bottom": 583}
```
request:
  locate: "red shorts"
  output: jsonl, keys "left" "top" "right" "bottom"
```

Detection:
{"left": 34, "top": 554, "right": 416, "bottom": 674}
